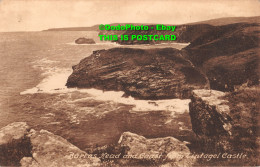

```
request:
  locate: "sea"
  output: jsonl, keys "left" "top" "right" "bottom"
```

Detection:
{"left": 0, "top": 31, "right": 193, "bottom": 151}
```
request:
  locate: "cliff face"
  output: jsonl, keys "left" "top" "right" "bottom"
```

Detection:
{"left": 66, "top": 48, "right": 208, "bottom": 100}
{"left": 189, "top": 88, "right": 259, "bottom": 157}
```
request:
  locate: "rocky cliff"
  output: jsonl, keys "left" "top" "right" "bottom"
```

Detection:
{"left": 66, "top": 48, "right": 208, "bottom": 100}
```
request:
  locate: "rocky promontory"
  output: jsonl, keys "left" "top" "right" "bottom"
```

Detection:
{"left": 66, "top": 47, "right": 208, "bottom": 99}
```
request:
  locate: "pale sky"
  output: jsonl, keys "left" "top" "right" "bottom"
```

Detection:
{"left": 0, "top": 0, "right": 259, "bottom": 32}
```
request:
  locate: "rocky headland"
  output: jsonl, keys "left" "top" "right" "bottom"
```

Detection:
{"left": 66, "top": 47, "right": 208, "bottom": 100}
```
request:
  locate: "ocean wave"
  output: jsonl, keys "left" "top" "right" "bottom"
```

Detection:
{"left": 20, "top": 69, "right": 72, "bottom": 94}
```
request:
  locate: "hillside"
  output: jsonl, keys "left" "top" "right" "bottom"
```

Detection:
{"left": 188, "top": 16, "right": 260, "bottom": 26}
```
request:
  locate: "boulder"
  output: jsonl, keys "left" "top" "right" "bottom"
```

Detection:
{"left": 0, "top": 122, "right": 31, "bottom": 166}
{"left": 75, "top": 37, "right": 96, "bottom": 44}
{"left": 0, "top": 122, "right": 101, "bottom": 166}
{"left": 0, "top": 122, "right": 30, "bottom": 145}
{"left": 118, "top": 132, "right": 195, "bottom": 167}
{"left": 21, "top": 129, "right": 100, "bottom": 167}
{"left": 66, "top": 48, "right": 208, "bottom": 100}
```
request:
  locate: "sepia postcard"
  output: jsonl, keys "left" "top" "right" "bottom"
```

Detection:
{"left": 0, "top": 0, "right": 259, "bottom": 166}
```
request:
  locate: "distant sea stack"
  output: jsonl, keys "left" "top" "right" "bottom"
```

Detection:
{"left": 75, "top": 37, "right": 95, "bottom": 44}
{"left": 66, "top": 48, "right": 208, "bottom": 100}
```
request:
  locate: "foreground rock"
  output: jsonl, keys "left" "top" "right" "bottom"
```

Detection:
{"left": 189, "top": 88, "right": 259, "bottom": 165}
{"left": 21, "top": 129, "right": 100, "bottom": 167}
{"left": 75, "top": 37, "right": 95, "bottom": 44}
{"left": 0, "top": 122, "right": 100, "bottom": 167}
{"left": 189, "top": 89, "right": 232, "bottom": 138}
{"left": 118, "top": 132, "right": 195, "bottom": 167}
{"left": 66, "top": 48, "right": 208, "bottom": 99}
{"left": 0, "top": 122, "right": 31, "bottom": 166}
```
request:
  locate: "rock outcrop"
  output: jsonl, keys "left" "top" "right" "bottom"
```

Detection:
{"left": 189, "top": 89, "right": 232, "bottom": 137}
{"left": 0, "top": 122, "right": 100, "bottom": 167}
{"left": 66, "top": 47, "right": 208, "bottom": 100}
{"left": 189, "top": 88, "right": 259, "bottom": 156}
{"left": 21, "top": 129, "right": 100, "bottom": 167}
{"left": 75, "top": 37, "right": 96, "bottom": 44}
{"left": 118, "top": 132, "right": 195, "bottom": 167}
